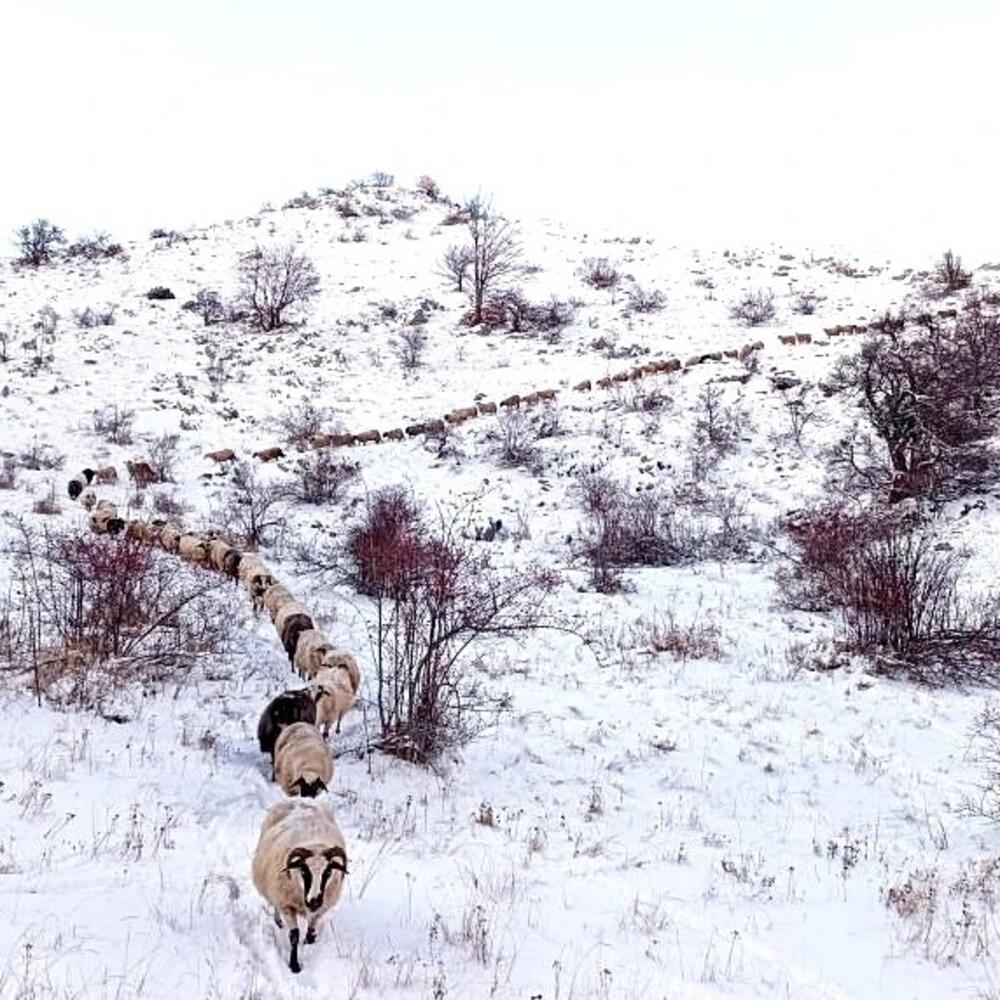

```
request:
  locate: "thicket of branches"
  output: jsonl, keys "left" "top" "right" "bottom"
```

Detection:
{"left": 2, "top": 524, "right": 235, "bottom": 710}
{"left": 828, "top": 298, "right": 1000, "bottom": 502}
{"left": 342, "top": 487, "right": 558, "bottom": 762}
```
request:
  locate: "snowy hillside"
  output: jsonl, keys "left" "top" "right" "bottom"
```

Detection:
{"left": 2, "top": 181, "right": 1000, "bottom": 1000}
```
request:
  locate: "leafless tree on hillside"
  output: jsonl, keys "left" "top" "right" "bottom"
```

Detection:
{"left": 236, "top": 244, "right": 320, "bottom": 331}
{"left": 466, "top": 196, "right": 521, "bottom": 325}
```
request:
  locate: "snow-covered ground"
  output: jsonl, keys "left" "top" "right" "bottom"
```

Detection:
{"left": 2, "top": 183, "right": 1000, "bottom": 999}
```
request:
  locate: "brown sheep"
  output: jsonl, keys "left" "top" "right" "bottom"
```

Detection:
{"left": 405, "top": 423, "right": 426, "bottom": 437}
{"left": 353, "top": 429, "right": 381, "bottom": 445}
{"left": 126, "top": 519, "right": 164, "bottom": 544}
{"left": 596, "top": 376, "right": 614, "bottom": 389}
{"left": 126, "top": 460, "right": 157, "bottom": 487}
{"left": 445, "top": 407, "right": 477, "bottom": 424}
{"left": 684, "top": 355, "right": 703, "bottom": 367}
{"left": 424, "top": 418, "right": 446, "bottom": 434}
{"left": 499, "top": 394, "right": 520, "bottom": 409}
{"left": 723, "top": 348, "right": 738, "bottom": 358}
{"left": 255, "top": 447, "right": 285, "bottom": 462}
{"left": 477, "top": 401, "right": 498, "bottom": 415}
{"left": 826, "top": 329, "right": 842, "bottom": 337}
{"left": 275, "top": 601, "right": 315, "bottom": 660}
{"left": 209, "top": 538, "right": 241, "bottom": 577}
{"left": 206, "top": 449, "right": 237, "bottom": 463}
{"left": 778, "top": 334, "right": 796, "bottom": 345}
{"left": 329, "top": 433, "right": 354, "bottom": 448}
{"left": 664, "top": 358, "right": 682, "bottom": 372}
{"left": 536, "top": 388, "right": 556, "bottom": 402}
{"left": 383, "top": 428, "right": 405, "bottom": 442}
{"left": 574, "top": 379, "right": 592, "bottom": 392}
{"left": 309, "top": 433, "right": 332, "bottom": 450}
{"left": 521, "top": 392, "right": 540, "bottom": 406}
{"left": 703, "top": 351, "right": 723, "bottom": 362}
{"left": 159, "top": 523, "right": 183, "bottom": 554}
{"left": 612, "top": 370, "right": 631, "bottom": 382}
{"left": 178, "top": 533, "right": 212, "bottom": 563}
{"left": 95, "top": 466, "right": 118, "bottom": 484}
{"left": 795, "top": 333, "right": 812, "bottom": 345}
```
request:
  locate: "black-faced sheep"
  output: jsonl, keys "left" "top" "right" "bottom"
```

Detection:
{"left": 251, "top": 798, "right": 348, "bottom": 974}
{"left": 257, "top": 688, "right": 319, "bottom": 756}
{"left": 79, "top": 488, "right": 97, "bottom": 511}
{"left": 67, "top": 468, "right": 95, "bottom": 500}
{"left": 91, "top": 500, "right": 125, "bottom": 536}
{"left": 209, "top": 538, "right": 241, "bottom": 577}
{"left": 273, "top": 722, "right": 333, "bottom": 797}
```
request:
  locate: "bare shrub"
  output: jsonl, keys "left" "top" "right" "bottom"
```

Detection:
{"left": 495, "top": 410, "right": 539, "bottom": 467}
{"left": 4, "top": 524, "right": 235, "bottom": 711}
{"left": 393, "top": 327, "right": 428, "bottom": 370}
{"left": 642, "top": 613, "right": 723, "bottom": 660}
{"left": 152, "top": 491, "right": 187, "bottom": 518}
{"left": 693, "top": 383, "right": 748, "bottom": 457}
{"left": 147, "top": 432, "right": 181, "bottom": 483}
{"left": 146, "top": 286, "right": 175, "bottom": 300}
{"left": 283, "top": 190, "right": 320, "bottom": 210}
{"left": 578, "top": 476, "right": 702, "bottom": 591}
{"left": 14, "top": 219, "right": 65, "bottom": 266}
{"left": 416, "top": 175, "right": 440, "bottom": 200}
{"left": 730, "top": 289, "right": 776, "bottom": 326}
{"left": 335, "top": 199, "right": 359, "bottom": 219}
{"left": 963, "top": 702, "right": 1000, "bottom": 822}
{"left": 275, "top": 400, "right": 330, "bottom": 449}
{"left": 346, "top": 487, "right": 558, "bottom": 761}
{"left": 218, "top": 462, "right": 285, "bottom": 548}
{"left": 236, "top": 244, "right": 320, "bottom": 331}
{"left": 626, "top": 285, "right": 666, "bottom": 313}
{"left": 777, "top": 387, "right": 822, "bottom": 449}
{"left": 580, "top": 257, "right": 620, "bottom": 290}
{"left": 370, "top": 170, "right": 394, "bottom": 187}
{"left": 19, "top": 441, "right": 64, "bottom": 471}
{"left": 92, "top": 404, "right": 136, "bottom": 445}
{"left": 778, "top": 505, "right": 1000, "bottom": 682}
{"left": 73, "top": 305, "right": 117, "bottom": 328}
{"left": 529, "top": 297, "right": 575, "bottom": 342}
{"left": 64, "top": 232, "right": 123, "bottom": 261}
{"left": 182, "top": 289, "right": 225, "bottom": 326}
{"left": 933, "top": 250, "right": 972, "bottom": 294}
{"left": 0, "top": 456, "right": 17, "bottom": 490}
{"left": 0, "top": 325, "right": 10, "bottom": 362}
{"left": 791, "top": 290, "right": 823, "bottom": 315}
{"left": 828, "top": 301, "right": 1000, "bottom": 501}
{"left": 285, "top": 452, "right": 359, "bottom": 505}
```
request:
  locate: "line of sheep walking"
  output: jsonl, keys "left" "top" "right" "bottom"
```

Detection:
{"left": 193, "top": 340, "right": 766, "bottom": 468}
{"left": 67, "top": 475, "right": 359, "bottom": 974}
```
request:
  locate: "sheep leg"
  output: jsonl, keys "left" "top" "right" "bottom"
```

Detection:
{"left": 272, "top": 907, "right": 282, "bottom": 928}
{"left": 288, "top": 926, "right": 302, "bottom": 974}
{"left": 335, "top": 715, "right": 342, "bottom": 735}
{"left": 305, "top": 925, "right": 317, "bottom": 945}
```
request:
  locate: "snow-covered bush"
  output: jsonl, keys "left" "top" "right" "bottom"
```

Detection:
{"left": 14, "top": 218, "right": 65, "bottom": 266}
{"left": 729, "top": 289, "right": 776, "bottom": 326}
{"left": 579, "top": 257, "right": 621, "bottom": 290}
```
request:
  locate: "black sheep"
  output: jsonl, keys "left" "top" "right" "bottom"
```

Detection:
{"left": 257, "top": 689, "right": 318, "bottom": 757}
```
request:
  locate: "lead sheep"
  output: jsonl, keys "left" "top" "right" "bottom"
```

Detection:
{"left": 257, "top": 688, "right": 319, "bottom": 756}
{"left": 273, "top": 722, "right": 333, "bottom": 797}
{"left": 251, "top": 798, "right": 348, "bottom": 974}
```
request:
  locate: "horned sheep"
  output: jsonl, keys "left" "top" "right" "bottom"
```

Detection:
{"left": 251, "top": 798, "right": 348, "bottom": 974}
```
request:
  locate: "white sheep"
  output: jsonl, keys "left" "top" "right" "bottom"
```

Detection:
{"left": 293, "top": 629, "right": 333, "bottom": 680}
{"left": 262, "top": 583, "right": 295, "bottom": 621}
{"left": 90, "top": 500, "right": 125, "bottom": 536}
{"left": 239, "top": 556, "right": 277, "bottom": 607}
{"left": 79, "top": 488, "right": 97, "bottom": 511}
{"left": 310, "top": 654, "right": 360, "bottom": 736}
{"left": 272, "top": 721, "right": 333, "bottom": 797}
{"left": 251, "top": 798, "right": 348, "bottom": 974}
{"left": 159, "top": 523, "right": 183, "bottom": 554}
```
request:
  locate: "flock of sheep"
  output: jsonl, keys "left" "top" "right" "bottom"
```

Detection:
{"left": 67, "top": 470, "right": 360, "bottom": 974}
{"left": 59, "top": 336, "right": 780, "bottom": 973}
{"left": 194, "top": 340, "right": 767, "bottom": 467}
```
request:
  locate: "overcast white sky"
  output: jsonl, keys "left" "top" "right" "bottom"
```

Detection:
{"left": 2, "top": 0, "right": 997, "bottom": 257}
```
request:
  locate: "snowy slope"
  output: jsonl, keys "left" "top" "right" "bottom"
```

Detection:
{"left": 1, "top": 183, "right": 1000, "bottom": 1000}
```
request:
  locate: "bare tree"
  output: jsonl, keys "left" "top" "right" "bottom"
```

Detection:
{"left": 440, "top": 244, "right": 474, "bottom": 292}
{"left": 934, "top": 250, "right": 972, "bottom": 294}
{"left": 236, "top": 244, "right": 321, "bottom": 331}
{"left": 465, "top": 196, "right": 521, "bottom": 325}
{"left": 393, "top": 328, "right": 428, "bottom": 370}
{"left": 182, "top": 289, "right": 225, "bottom": 326}
{"left": 14, "top": 219, "right": 65, "bottom": 266}
{"left": 218, "top": 462, "right": 285, "bottom": 548}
